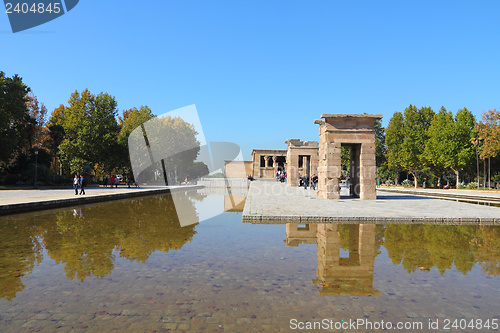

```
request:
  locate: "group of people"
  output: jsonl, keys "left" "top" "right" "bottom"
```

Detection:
{"left": 104, "top": 175, "right": 137, "bottom": 188}
{"left": 73, "top": 174, "right": 138, "bottom": 194}
{"left": 73, "top": 174, "right": 86, "bottom": 195}
{"left": 276, "top": 170, "right": 287, "bottom": 183}
{"left": 103, "top": 175, "right": 120, "bottom": 188}
{"left": 299, "top": 174, "right": 318, "bottom": 190}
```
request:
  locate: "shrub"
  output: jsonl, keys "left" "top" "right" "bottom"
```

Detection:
{"left": 466, "top": 182, "right": 478, "bottom": 189}
{"left": 2, "top": 173, "right": 20, "bottom": 185}
{"left": 402, "top": 179, "right": 413, "bottom": 187}
{"left": 385, "top": 179, "right": 395, "bottom": 186}
{"left": 205, "top": 172, "right": 225, "bottom": 178}
{"left": 456, "top": 182, "right": 466, "bottom": 189}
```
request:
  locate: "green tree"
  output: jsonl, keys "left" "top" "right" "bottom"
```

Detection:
{"left": 25, "top": 92, "right": 48, "bottom": 150}
{"left": 117, "top": 106, "right": 154, "bottom": 173}
{"left": 47, "top": 124, "right": 65, "bottom": 176}
{"left": 452, "top": 108, "right": 476, "bottom": 183}
{"left": 133, "top": 115, "right": 200, "bottom": 184}
{"left": 57, "top": 89, "right": 120, "bottom": 176}
{"left": 183, "top": 161, "right": 209, "bottom": 180}
{"left": 118, "top": 106, "right": 154, "bottom": 139}
{"left": 374, "top": 118, "right": 386, "bottom": 166}
{"left": 424, "top": 107, "right": 453, "bottom": 185}
{"left": 423, "top": 106, "right": 476, "bottom": 187}
{"left": 340, "top": 146, "right": 350, "bottom": 173}
{"left": 476, "top": 109, "right": 500, "bottom": 186}
{"left": 400, "top": 105, "right": 435, "bottom": 187}
{"left": 385, "top": 111, "right": 405, "bottom": 184}
{"left": 0, "top": 71, "right": 30, "bottom": 164}
{"left": 47, "top": 104, "right": 66, "bottom": 127}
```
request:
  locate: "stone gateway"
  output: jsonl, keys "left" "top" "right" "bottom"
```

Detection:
{"left": 314, "top": 114, "right": 382, "bottom": 200}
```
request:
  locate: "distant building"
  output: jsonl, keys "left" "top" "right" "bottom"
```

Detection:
{"left": 251, "top": 149, "right": 287, "bottom": 179}
{"left": 224, "top": 160, "right": 253, "bottom": 178}
{"left": 285, "top": 139, "right": 318, "bottom": 187}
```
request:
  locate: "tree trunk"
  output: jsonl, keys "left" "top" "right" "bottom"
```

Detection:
{"left": 483, "top": 157, "right": 486, "bottom": 188}
{"left": 489, "top": 157, "right": 491, "bottom": 189}
{"left": 411, "top": 171, "right": 418, "bottom": 188}
{"left": 452, "top": 168, "right": 459, "bottom": 187}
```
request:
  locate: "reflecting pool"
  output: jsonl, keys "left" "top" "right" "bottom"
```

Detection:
{"left": 0, "top": 192, "right": 499, "bottom": 332}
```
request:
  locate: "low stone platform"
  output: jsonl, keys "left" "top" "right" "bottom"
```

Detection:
{"left": 242, "top": 180, "right": 500, "bottom": 224}
{"left": 378, "top": 187, "right": 500, "bottom": 205}
{"left": 0, "top": 185, "right": 202, "bottom": 216}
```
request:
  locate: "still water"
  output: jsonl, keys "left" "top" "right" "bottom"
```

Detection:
{"left": 0, "top": 192, "right": 499, "bottom": 332}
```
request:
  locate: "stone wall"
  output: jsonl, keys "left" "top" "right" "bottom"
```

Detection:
{"left": 224, "top": 160, "right": 253, "bottom": 178}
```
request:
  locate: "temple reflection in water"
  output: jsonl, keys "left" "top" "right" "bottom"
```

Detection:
{"left": 2, "top": 189, "right": 500, "bottom": 303}
{"left": 196, "top": 181, "right": 248, "bottom": 213}
{"left": 285, "top": 223, "right": 381, "bottom": 296}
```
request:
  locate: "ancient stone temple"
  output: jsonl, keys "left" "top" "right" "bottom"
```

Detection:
{"left": 314, "top": 114, "right": 382, "bottom": 200}
{"left": 251, "top": 149, "right": 287, "bottom": 179}
{"left": 285, "top": 139, "right": 318, "bottom": 187}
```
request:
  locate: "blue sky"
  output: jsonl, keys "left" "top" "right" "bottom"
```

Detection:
{"left": 2, "top": 1, "right": 500, "bottom": 159}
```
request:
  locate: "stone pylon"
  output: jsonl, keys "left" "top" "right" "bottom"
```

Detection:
{"left": 285, "top": 139, "right": 318, "bottom": 187}
{"left": 314, "top": 114, "right": 382, "bottom": 200}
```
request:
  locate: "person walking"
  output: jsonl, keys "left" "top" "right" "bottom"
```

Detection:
{"left": 73, "top": 174, "right": 79, "bottom": 195}
{"left": 79, "top": 174, "right": 86, "bottom": 195}
{"left": 311, "top": 174, "right": 318, "bottom": 190}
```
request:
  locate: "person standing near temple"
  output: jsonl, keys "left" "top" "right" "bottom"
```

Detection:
{"left": 73, "top": 174, "right": 79, "bottom": 195}
{"left": 311, "top": 174, "right": 318, "bottom": 190}
{"left": 79, "top": 174, "right": 86, "bottom": 195}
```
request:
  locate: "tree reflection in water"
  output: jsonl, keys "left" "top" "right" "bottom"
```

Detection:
{"left": 384, "top": 224, "right": 500, "bottom": 276}
{"left": 1, "top": 202, "right": 500, "bottom": 301}
{"left": 285, "top": 223, "right": 500, "bottom": 296}
{"left": 0, "top": 216, "right": 44, "bottom": 300}
{"left": 0, "top": 193, "right": 197, "bottom": 299}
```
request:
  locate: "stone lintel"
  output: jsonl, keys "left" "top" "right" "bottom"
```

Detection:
{"left": 252, "top": 149, "right": 287, "bottom": 155}
{"left": 320, "top": 114, "right": 383, "bottom": 119}
{"left": 318, "top": 114, "right": 382, "bottom": 133}
{"left": 285, "top": 139, "right": 319, "bottom": 148}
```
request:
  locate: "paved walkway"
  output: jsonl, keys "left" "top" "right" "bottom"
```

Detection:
{"left": 378, "top": 187, "right": 500, "bottom": 204}
{"left": 0, "top": 185, "right": 201, "bottom": 216}
{"left": 242, "top": 180, "right": 500, "bottom": 224}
